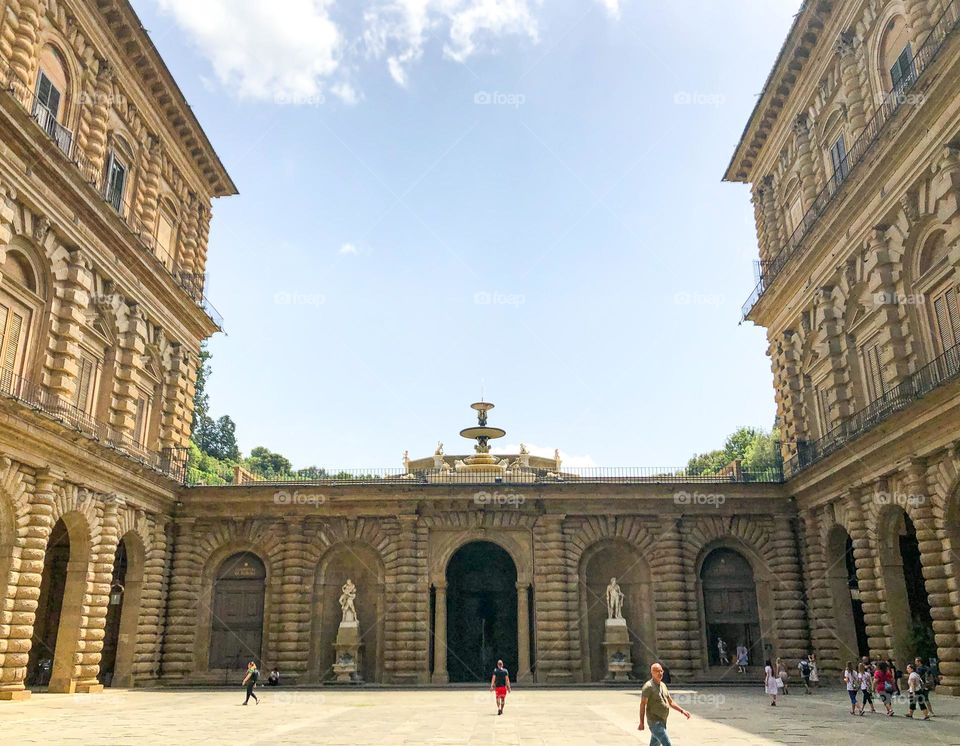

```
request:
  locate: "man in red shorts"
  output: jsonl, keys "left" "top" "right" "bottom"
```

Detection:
{"left": 490, "top": 659, "right": 511, "bottom": 715}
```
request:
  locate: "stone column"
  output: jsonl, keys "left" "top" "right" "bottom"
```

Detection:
{"left": 109, "top": 303, "right": 149, "bottom": 444}
{"left": 771, "top": 330, "right": 807, "bottom": 468}
{"left": 431, "top": 581, "right": 448, "bottom": 684}
{"left": 161, "top": 518, "right": 200, "bottom": 680}
{"left": 272, "top": 521, "right": 310, "bottom": 683}
{"left": 814, "top": 286, "right": 855, "bottom": 424}
{"left": 904, "top": 0, "right": 933, "bottom": 44}
{"left": 532, "top": 514, "right": 575, "bottom": 682}
{"left": 794, "top": 114, "right": 819, "bottom": 209}
{"left": 82, "top": 60, "right": 116, "bottom": 186}
{"left": 650, "top": 516, "right": 698, "bottom": 679}
{"left": 132, "top": 516, "right": 170, "bottom": 684}
{"left": 72, "top": 496, "right": 123, "bottom": 693}
{"left": 177, "top": 193, "right": 200, "bottom": 277}
{"left": 836, "top": 32, "right": 868, "bottom": 137}
{"left": 516, "top": 582, "right": 531, "bottom": 681}
{"left": 45, "top": 248, "right": 94, "bottom": 405}
{"left": 760, "top": 175, "right": 786, "bottom": 250}
{"left": 8, "top": 0, "right": 41, "bottom": 92}
{"left": 0, "top": 467, "right": 58, "bottom": 700}
{"left": 798, "top": 509, "right": 840, "bottom": 671}
{"left": 384, "top": 515, "right": 428, "bottom": 684}
{"left": 767, "top": 515, "right": 808, "bottom": 662}
{"left": 137, "top": 137, "right": 163, "bottom": 237}
{"left": 864, "top": 226, "right": 913, "bottom": 388}
{"left": 847, "top": 489, "right": 890, "bottom": 658}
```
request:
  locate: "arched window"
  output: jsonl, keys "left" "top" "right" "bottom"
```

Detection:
{"left": 879, "top": 16, "right": 915, "bottom": 93}
{"left": 917, "top": 232, "right": 960, "bottom": 356}
{"left": 700, "top": 548, "right": 763, "bottom": 668}
{"left": 0, "top": 249, "right": 41, "bottom": 392}
{"left": 33, "top": 45, "right": 72, "bottom": 154}
{"left": 104, "top": 135, "right": 136, "bottom": 216}
{"left": 209, "top": 552, "right": 266, "bottom": 669}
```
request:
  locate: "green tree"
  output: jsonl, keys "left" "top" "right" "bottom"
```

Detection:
{"left": 245, "top": 446, "right": 292, "bottom": 478}
{"left": 206, "top": 415, "right": 240, "bottom": 462}
{"left": 687, "top": 426, "right": 781, "bottom": 476}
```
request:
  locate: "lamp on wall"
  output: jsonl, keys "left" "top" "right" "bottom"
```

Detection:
{"left": 110, "top": 582, "right": 125, "bottom": 606}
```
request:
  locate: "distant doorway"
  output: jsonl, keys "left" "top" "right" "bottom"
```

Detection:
{"left": 701, "top": 548, "right": 763, "bottom": 668}
{"left": 208, "top": 553, "right": 266, "bottom": 670}
{"left": 446, "top": 541, "right": 517, "bottom": 682}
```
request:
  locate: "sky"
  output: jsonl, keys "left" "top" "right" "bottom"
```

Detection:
{"left": 130, "top": 0, "right": 801, "bottom": 469}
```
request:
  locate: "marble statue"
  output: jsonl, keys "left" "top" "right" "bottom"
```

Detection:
{"left": 402, "top": 450, "right": 411, "bottom": 473}
{"left": 554, "top": 448, "right": 562, "bottom": 471}
{"left": 433, "top": 442, "right": 445, "bottom": 469}
{"left": 605, "top": 577, "right": 624, "bottom": 620}
{"left": 339, "top": 579, "right": 358, "bottom": 624}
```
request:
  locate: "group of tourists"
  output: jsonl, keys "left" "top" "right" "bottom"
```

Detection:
{"left": 842, "top": 656, "right": 939, "bottom": 719}
{"left": 763, "top": 653, "right": 820, "bottom": 700}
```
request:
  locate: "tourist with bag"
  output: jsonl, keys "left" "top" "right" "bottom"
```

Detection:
{"left": 764, "top": 659, "right": 779, "bottom": 706}
{"left": 874, "top": 660, "right": 894, "bottom": 716}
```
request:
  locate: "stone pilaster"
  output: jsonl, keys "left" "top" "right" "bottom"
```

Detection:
{"left": 864, "top": 227, "right": 913, "bottom": 388}
{"left": 82, "top": 60, "right": 116, "bottom": 185}
{"left": 109, "top": 303, "right": 149, "bottom": 443}
{"left": 904, "top": 0, "right": 933, "bottom": 44}
{"left": 771, "top": 330, "right": 806, "bottom": 466}
{"left": 136, "top": 137, "right": 163, "bottom": 236}
{"left": 532, "top": 514, "right": 576, "bottom": 682}
{"left": 798, "top": 509, "right": 839, "bottom": 671}
{"left": 0, "top": 467, "right": 56, "bottom": 700}
{"left": 431, "top": 581, "right": 448, "bottom": 683}
{"left": 649, "top": 516, "right": 698, "bottom": 679}
{"left": 848, "top": 489, "right": 890, "bottom": 658}
{"left": 383, "top": 514, "right": 428, "bottom": 684}
{"left": 132, "top": 517, "right": 170, "bottom": 684}
{"left": 836, "top": 32, "right": 867, "bottom": 137}
{"left": 794, "top": 114, "right": 818, "bottom": 209}
{"left": 814, "top": 286, "right": 855, "bottom": 424}
{"left": 767, "top": 515, "right": 808, "bottom": 661}
{"left": 196, "top": 203, "right": 211, "bottom": 277}
{"left": 177, "top": 193, "right": 200, "bottom": 276}
{"left": 73, "top": 496, "right": 122, "bottom": 693}
{"left": 160, "top": 518, "right": 200, "bottom": 680}
{"left": 7, "top": 0, "right": 41, "bottom": 92}
{"left": 272, "top": 521, "right": 310, "bottom": 683}
{"left": 45, "top": 248, "right": 94, "bottom": 405}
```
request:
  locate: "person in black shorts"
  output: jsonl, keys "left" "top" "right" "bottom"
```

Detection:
{"left": 489, "top": 659, "right": 511, "bottom": 715}
{"left": 242, "top": 661, "right": 260, "bottom": 705}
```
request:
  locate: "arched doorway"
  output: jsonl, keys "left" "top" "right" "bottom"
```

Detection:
{"left": 99, "top": 532, "right": 145, "bottom": 687}
{"left": 27, "top": 515, "right": 90, "bottom": 692}
{"left": 824, "top": 526, "right": 869, "bottom": 663}
{"left": 310, "top": 543, "right": 385, "bottom": 683}
{"left": 445, "top": 541, "right": 518, "bottom": 682}
{"left": 700, "top": 548, "right": 763, "bottom": 669}
{"left": 879, "top": 509, "right": 936, "bottom": 664}
{"left": 208, "top": 552, "right": 266, "bottom": 670}
{"left": 578, "top": 540, "right": 656, "bottom": 681}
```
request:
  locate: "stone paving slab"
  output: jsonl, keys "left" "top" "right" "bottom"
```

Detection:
{"left": 4, "top": 687, "right": 960, "bottom": 745}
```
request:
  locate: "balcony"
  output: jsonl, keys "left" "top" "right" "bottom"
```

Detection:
{"left": 0, "top": 65, "right": 224, "bottom": 330}
{"left": 742, "top": 0, "right": 960, "bottom": 320}
{"left": 0, "top": 366, "right": 188, "bottom": 482}
{"left": 785, "top": 340, "right": 960, "bottom": 475}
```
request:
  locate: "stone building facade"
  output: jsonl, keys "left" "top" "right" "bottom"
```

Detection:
{"left": 727, "top": 0, "right": 960, "bottom": 692}
{"left": 3, "top": 0, "right": 960, "bottom": 703}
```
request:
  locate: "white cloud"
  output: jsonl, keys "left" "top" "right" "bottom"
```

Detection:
{"left": 339, "top": 242, "right": 360, "bottom": 255}
{"left": 155, "top": 0, "right": 619, "bottom": 101}
{"left": 156, "top": 0, "right": 342, "bottom": 99}
{"left": 494, "top": 442, "right": 597, "bottom": 468}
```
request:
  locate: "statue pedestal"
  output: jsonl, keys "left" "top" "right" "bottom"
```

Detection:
{"left": 602, "top": 618, "right": 633, "bottom": 682}
{"left": 332, "top": 621, "right": 364, "bottom": 683}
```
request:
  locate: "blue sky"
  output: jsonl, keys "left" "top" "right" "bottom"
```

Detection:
{"left": 131, "top": 0, "right": 800, "bottom": 469}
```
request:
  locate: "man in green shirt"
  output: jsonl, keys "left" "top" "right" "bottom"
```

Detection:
{"left": 639, "top": 662, "right": 690, "bottom": 746}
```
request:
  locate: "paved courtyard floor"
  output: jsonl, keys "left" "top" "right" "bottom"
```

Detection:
{"left": 5, "top": 686, "right": 960, "bottom": 745}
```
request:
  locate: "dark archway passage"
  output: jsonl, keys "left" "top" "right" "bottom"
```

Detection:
{"left": 701, "top": 548, "right": 763, "bottom": 668}
{"left": 27, "top": 520, "right": 70, "bottom": 687}
{"left": 208, "top": 552, "right": 266, "bottom": 670}
{"left": 99, "top": 539, "right": 128, "bottom": 685}
{"left": 446, "top": 541, "right": 517, "bottom": 682}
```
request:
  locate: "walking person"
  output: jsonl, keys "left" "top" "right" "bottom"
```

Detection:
{"left": 858, "top": 662, "right": 876, "bottom": 715}
{"left": 915, "top": 657, "right": 936, "bottom": 716}
{"left": 639, "top": 662, "right": 690, "bottom": 745}
{"left": 764, "top": 659, "right": 780, "bottom": 706}
{"left": 874, "top": 660, "right": 895, "bottom": 716}
{"left": 736, "top": 643, "right": 748, "bottom": 674}
{"left": 489, "top": 659, "right": 511, "bottom": 715}
{"left": 808, "top": 652, "right": 819, "bottom": 690}
{"left": 905, "top": 663, "right": 930, "bottom": 720}
{"left": 797, "top": 654, "right": 812, "bottom": 694}
{"left": 887, "top": 659, "right": 902, "bottom": 695}
{"left": 241, "top": 661, "right": 260, "bottom": 705}
{"left": 776, "top": 657, "right": 789, "bottom": 694}
{"left": 843, "top": 661, "right": 859, "bottom": 715}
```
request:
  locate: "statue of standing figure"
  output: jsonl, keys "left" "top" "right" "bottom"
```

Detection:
{"left": 339, "top": 579, "right": 358, "bottom": 624}
{"left": 605, "top": 577, "right": 625, "bottom": 620}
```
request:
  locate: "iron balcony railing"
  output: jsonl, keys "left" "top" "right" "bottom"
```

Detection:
{"left": 742, "top": 0, "right": 960, "bottom": 320}
{"left": 0, "top": 366, "right": 189, "bottom": 482}
{"left": 184, "top": 463, "right": 785, "bottom": 487}
{"left": 786, "top": 340, "right": 960, "bottom": 475}
{"left": 0, "top": 65, "right": 224, "bottom": 330}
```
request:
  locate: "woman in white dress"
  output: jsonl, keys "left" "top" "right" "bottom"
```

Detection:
{"left": 764, "top": 659, "right": 780, "bottom": 706}
{"left": 809, "top": 652, "right": 820, "bottom": 689}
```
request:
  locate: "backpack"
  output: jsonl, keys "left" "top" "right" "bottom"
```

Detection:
{"left": 799, "top": 660, "right": 810, "bottom": 676}
{"left": 250, "top": 669, "right": 260, "bottom": 683}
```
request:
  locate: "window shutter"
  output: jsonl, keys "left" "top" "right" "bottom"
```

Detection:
{"left": 946, "top": 287, "right": 960, "bottom": 348}
{"left": 864, "top": 344, "right": 885, "bottom": 401}
{"left": 74, "top": 356, "right": 94, "bottom": 412}
{"left": 134, "top": 396, "right": 147, "bottom": 442}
